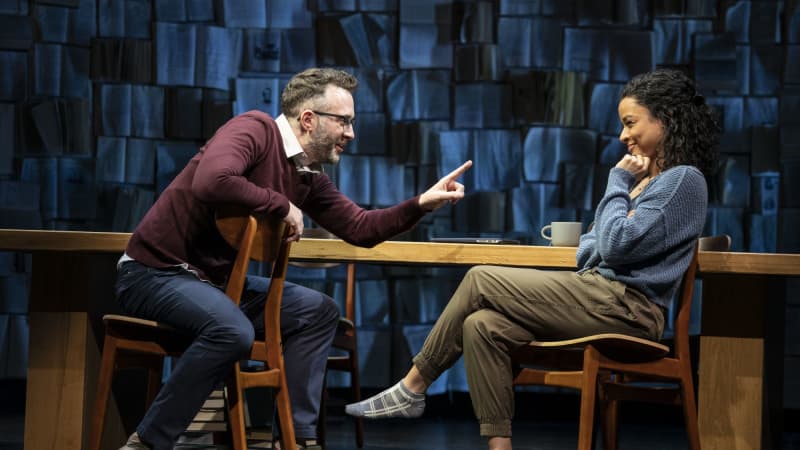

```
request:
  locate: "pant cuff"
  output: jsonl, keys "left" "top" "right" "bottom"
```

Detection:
{"left": 480, "top": 420, "right": 512, "bottom": 438}
{"left": 291, "top": 427, "right": 317, "bottom": 440}
{"left": 412, "top": 353, "right": 440, "bottom": 387}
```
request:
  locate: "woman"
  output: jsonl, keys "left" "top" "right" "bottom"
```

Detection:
{"left": 345, "top": 69, "right": 720, "bottom": 450}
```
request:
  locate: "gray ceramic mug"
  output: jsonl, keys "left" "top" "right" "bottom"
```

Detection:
{"left": 541, "top": 221, "right": 583, "bottom": 246}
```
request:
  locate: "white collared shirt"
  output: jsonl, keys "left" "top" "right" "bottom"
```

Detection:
{"left": 275, "top": 114, "right": 321, "bottom": 174}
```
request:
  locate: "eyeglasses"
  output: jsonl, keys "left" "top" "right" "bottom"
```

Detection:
{"left": 311, "top": 110, "right": 356, "bottom": 128}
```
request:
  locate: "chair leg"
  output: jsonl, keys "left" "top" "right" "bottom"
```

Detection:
{"left": 578, "top": 346, "right": 601, "bottom": 450}
{"left": 600, "top": 397, "right": 619, "bottom": 450}
{"left": 144, "top": 356, "right": 164, "bottom": 409}
{"left": 597, "top": 376, "right": 618, "bottom": 450}
{"left": 275, "top": 379, "right": 298, "bottom": 450}
{"left": 349, "top": 352, "right": 364, "bottom": 448}
{"left": 679, "top": 371, "right": 702, "bottom": 450}
{"left": 89, "top": 335, "right": 118, "bottom": 450}
{"left": 226, "top": 367, "right": 250, "bottom": 450}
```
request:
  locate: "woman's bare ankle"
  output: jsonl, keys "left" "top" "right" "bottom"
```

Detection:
{"left": 403, "top": 366, "right": 428, "bottom": 394}
{"left": 487, "top": 436, "right": 512, "bottom": 450}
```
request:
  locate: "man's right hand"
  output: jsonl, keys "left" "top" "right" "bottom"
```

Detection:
{"left": 283, "top": 202, "right": 304, "bottom": 242}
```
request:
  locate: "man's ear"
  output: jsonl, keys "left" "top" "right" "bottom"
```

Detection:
{"left": 298, "top": 110, "right": 315, "bottom": 132}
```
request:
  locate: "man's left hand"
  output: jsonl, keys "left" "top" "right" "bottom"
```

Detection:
{"left": 418, "top": 160, "right": 473, "bottom": 211}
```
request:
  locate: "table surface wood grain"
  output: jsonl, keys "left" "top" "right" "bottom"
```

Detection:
{"left": 0, "top": 229, "right": 798, "bottom": 276}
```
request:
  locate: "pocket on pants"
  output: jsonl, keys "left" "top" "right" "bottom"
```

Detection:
{"left": 114, "top": 261, "right": 152, "bottom": 298}
{"left": 578, "top": 271, "right": 632, "bottom": 318}
{"left": 621, "top": 287, "right": 664, "bottom": 340}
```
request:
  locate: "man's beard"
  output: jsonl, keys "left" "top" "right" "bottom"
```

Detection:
{"left": 306, "top": 128, "right": 340, "bottom": 165}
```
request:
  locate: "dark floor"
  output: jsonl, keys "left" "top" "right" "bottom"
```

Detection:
{"left": 2, "top": 381, "right": 799, "bottom": 449}
{"left": 0, "top": 414, "right": 691, "bottom": 450}
{"left": 316, "top": 416, "right": 687, "bottom": 450}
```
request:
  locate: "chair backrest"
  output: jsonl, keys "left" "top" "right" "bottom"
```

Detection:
{"left": 671, "top": 242, "right": 700, "bottom": 361}
{"left": 216, "top": 207, "right": 289, "bottom": 264}
{"left": 698, "top": 234, "right": 731, "bottom": 252}
{"left": 215, "top": 206, "right": 292, "bottom": 348}
{"left": 671, "top": 235, "right": 731, "bottom": 359}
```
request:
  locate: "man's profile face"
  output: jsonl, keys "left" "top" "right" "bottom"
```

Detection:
{"left": 304, "top": 85, "right": 356, "bottom": 165}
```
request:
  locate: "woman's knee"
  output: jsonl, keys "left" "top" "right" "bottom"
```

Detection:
{"left": 462, "top": 309, "right": 495, "bottom": 343}
{"left": 463, "top": 309, "right": 532, "bottom": 356}
{"left": 464, "top": 265, "right": 492, "bottom": 283}
{"left": 460, "top": 265, "right": 501, "bottom": 294}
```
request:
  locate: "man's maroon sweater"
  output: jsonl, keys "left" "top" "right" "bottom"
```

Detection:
{"left": 126, "top": 111, "right": 426, "bottom": 286}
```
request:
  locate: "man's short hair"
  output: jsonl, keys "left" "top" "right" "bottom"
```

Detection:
{"left": 281, "top": 68, "right": 358, "bottom": 117}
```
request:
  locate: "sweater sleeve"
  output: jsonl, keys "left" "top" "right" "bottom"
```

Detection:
{"left": 302, "top": 174, "right": 428, "bottom": 248}
{"left": 576, "top": 227, "right": 597, "bottom": 268}
{"left": 191, "top": 113, "right": 290, "bottom": 218}
{"left": 592, "top": 166, "right": 706, "bottom": 267}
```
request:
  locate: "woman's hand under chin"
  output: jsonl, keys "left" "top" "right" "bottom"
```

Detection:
{"left": 616, "top": 154, "right": 650, "bottom": 181}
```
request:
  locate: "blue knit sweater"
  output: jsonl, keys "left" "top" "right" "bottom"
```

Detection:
{"left": 576, "top": 165, "right": 707, "bottom": 309}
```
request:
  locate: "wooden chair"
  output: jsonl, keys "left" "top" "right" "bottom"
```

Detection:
{"left": 596, "top": 234, "right": 731, "bottom": 450}
{"left": 697, "top": 234, "right": 731, "bottom": 252}
{"left": 511, "top": 237, "right": 724, "bottom": 450}
{"left": 290, "top": 227, "right": 364, "bottom": 448}
{"left": 89, "top": 209, "right": 299, "bottom": 450}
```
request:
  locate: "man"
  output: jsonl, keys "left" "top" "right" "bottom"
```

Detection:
{"left": 115, "top": 67, "right": 472, "bottom": 450}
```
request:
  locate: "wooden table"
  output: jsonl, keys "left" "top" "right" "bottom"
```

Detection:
{"left": 0, "top": 229, "right": 797, "bottom": 450}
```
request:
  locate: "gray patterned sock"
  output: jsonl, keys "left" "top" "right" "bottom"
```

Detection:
{"left": 344, "top": 380, "right": 425, "bottom": 419}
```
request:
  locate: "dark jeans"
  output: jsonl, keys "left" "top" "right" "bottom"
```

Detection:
{"left": 115, "top": 261, "right": 339, "bottom": 450}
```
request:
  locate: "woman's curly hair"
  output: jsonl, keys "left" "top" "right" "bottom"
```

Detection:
{"left": 620, "top": 69, "right": 720, "bottom": 178}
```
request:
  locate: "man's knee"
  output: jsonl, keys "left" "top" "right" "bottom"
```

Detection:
{"left": 207, "top": 322, "right": 255, "bottom": 357}
{"left": 319, "top": 294, "right": 340, "bottom": 327}
{"left": 234, "top": 325, "right": 256, "bottom": 354}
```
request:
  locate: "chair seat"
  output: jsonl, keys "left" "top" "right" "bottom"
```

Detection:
{"left": 521, "top": 333, "right": 669, "bottom": 364}
{"left": 104, "top": 314, "right": 164, "bottom": 328}
{"left": 337, "top": 316, "right": 355, "bottom": 330}
{"left": 329, "top": 318, "right": 357, "bottom": 372}
{"left": 103, "top": 314, "right": 195, "bottom": 355}
{"left": 331, "top": 318, "right": 355, "bottom": 348}
{"left": 327, "top": 354, "right": 352, "bottom": 372}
